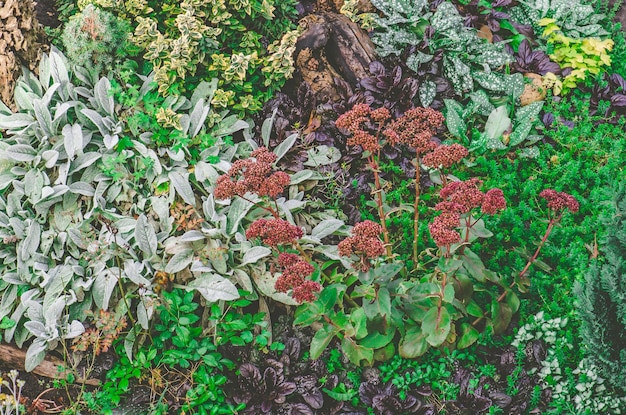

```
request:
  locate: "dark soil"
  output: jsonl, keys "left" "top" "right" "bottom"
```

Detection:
{"left": 33, "top": 0, "right": 61, "bottom": 28}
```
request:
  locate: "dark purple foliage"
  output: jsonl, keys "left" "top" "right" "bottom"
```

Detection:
{"left": 448, "top": 368, "right": 493, "bottom": 413}
{"left": 359, "top": 380, "right": 435, "bottom": 415}
{"left": 512, "top": 40, "right": 562, "bottom": 75}
{"left": 590, "top": 73, "right": 626, "bottom": 122}
{"left": 233, "top": 362, "right": 297, "bottom": 414}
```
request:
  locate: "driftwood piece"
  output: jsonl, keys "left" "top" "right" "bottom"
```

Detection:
{"left": 0, "top": 344, "right": 100, "bottom": 386}
{"left": 296, "top": 12, "right": 377, "bottom": 102}
{"left": 0, "top": 0, "right": 48, "bottom": 110}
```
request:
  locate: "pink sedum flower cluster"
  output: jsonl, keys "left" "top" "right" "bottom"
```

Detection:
{"left": 436, "top": 178, "right": 506, "bottom": 216}
{"left": 214, "top": 147, "right": 290, "bottom": 200}
{"left": 275, "top": 253, "right": 320, "bottom": 303}
{"left": 338, "top": 220, "right": 385, "bottom": 271}
{"left": 335, "top": 104, "right": 389, "bottom": 154}
{"left": 421, "top": 144, "right": 469, "bottom": 169}
{"left": 429, "top": 179, "right": 506, "bottom": 248}
{"left": 539, "top": 189, "right": 579, "bottom": 213}
{"left": 384, "top": 107, "right": 444, "bottom": 153}
{"left": 428, "top": 212, "right": 462, "bottom": 247}
{"left": 245, "top": 218, "right": 303, "bottom": 247}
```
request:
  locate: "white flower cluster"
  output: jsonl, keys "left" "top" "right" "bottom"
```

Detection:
{"left": 511, "top": 312, "right": 626, "bottom": 414}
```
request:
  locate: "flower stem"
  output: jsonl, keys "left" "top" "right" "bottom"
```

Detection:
{"left": 472, "top": 215, "right": 561, "bottom": 326}
{"left": 370, "top": 155, "right": 393, "bottom": 258}
{"left": 413, "top": 160, "right": 421, "bottom": 266}
{"left": 496, "top": 216, "right": 558, "bottom": 303}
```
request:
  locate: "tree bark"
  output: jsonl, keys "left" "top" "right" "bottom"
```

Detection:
{"left": 0, "top": 0, "right": 48, "bottom": 110}
{"left": 0, "top": 344, "right": 100, "bottom": 386}
{"left": 295, "top": 11, "right": 377, "bottom": 102}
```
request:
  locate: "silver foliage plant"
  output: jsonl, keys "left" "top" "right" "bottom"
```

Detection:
{"left": 0, "top": 48, "right": 346, "bottom": 371}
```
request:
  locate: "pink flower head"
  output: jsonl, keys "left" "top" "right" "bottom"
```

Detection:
{"left": 213, "top": 147, "right": 290, "bottom": 200}
{"left": 384, "top": 107, "right": 444, "bottom": 153}
{"left": 347, "top": 130, "right": 381, "bottom": 153}
{"left": 370, "top": 107, "right": 391, "bottom": 123}
{"left": 245, "top": 218, "right": 303, "bottom": 247}
{"left": 481, "top": 188, "right": 507, "bottom": 215}
{"left": 338, "top": 220, "right": 385, "bottom": 271}
{"left": 439, "top": 178, "right": 485, "bottom": 214}
{"left": 292, "top": 280, "right": 322, "bottom": 303}
{"left": 335, "top": 103, "right": 371, "bottom": 133}
{"left": 539, "top": 189, "right": 579, "bottom": 213}
{"left": 421, "top": 144, "right": 468, "bottom": 169}
{"left": 274, "top": 253, "right": 320, "bottom": 303}
{"left": 428, "top": 211, "right": 461, "bottom": 247}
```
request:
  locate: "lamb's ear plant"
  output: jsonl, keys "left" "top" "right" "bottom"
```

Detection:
{"left": 0, "top": 47, "right": 255, "bottom": 371}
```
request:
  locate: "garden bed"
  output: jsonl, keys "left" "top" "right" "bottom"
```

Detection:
{"left": 1, "top": 0, "right": 626, "bottom": 414}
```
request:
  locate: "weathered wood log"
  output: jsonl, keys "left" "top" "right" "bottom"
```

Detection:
{"left": 295, "top": 11, "right": 377, "bottom": 102}
{"left": 0, "top": 344, "right": 100, "bottom": 386}
{"left": 0, "top": 0, "right": 48, "bottom": 110}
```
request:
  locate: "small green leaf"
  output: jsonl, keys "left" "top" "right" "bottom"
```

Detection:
{"left": 342, "top": 337, "right": 374, "bottom": 366}
{"left": 399, "top": 325, "right": 429, "bottom": 358}
{"left": 0, "top": 317, "right": 16, "bottom": 330}
{"left": 457, "top": 323, "right": 479, "bottom": 349}
{"left": 443, "top": 284, "right": 455, "bottom": 303}
{"left": 490, "top": 301, "right": 513, "bottom": 334}
{"left": 310, "top": 325, "right": 338, "bottom": 359}
{"left": 466, "top": 300, "right": 483, "bottom": 318}
{"left": 422, "top": 306, "right": 451, "bottom": 347}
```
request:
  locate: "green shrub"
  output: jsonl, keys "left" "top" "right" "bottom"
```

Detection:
{"left": 575, "top": 181, "right": 626, "bottom": 392}
{"left": 81, "top": 0, "right": 299, "bottom": 116}
{"left": 61, "top": 4, "right": 133, "bottom": 74}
